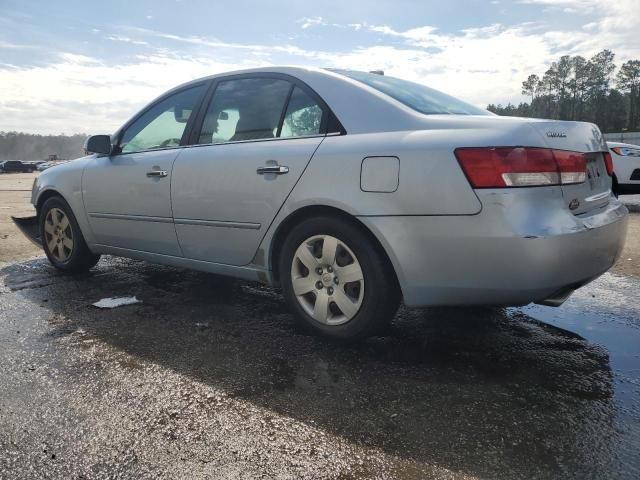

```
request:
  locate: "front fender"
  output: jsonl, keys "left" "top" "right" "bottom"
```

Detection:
{"left": 32, "top": 156, "right": 96, "bottom": 246}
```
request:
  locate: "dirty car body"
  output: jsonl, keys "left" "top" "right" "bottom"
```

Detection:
{"left": 16, "top": 67, "right": 628, "bottom": 338}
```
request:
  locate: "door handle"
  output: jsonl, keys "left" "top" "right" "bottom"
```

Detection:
{"left": 256, "top": 165, "right": 289, "bottom": 175}
{"left": 146, "top": 170, "right": 168, "bottom": 178}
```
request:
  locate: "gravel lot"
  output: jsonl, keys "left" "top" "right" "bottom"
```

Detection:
{"left": 1, "top": 172, "right": 639, "bottom": 479}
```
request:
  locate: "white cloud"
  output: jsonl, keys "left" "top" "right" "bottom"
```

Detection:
{"left": 0, "top": 40, "right": 37, "bottom": 49}
{"left": 0, "top": 52, "right": 259, "bottom": 134}
{"left": 2, "top": 1, "right": 640, "bottom": 134}
{"left": 518, "top": 0, "right": 598, "bottom": 10}
{"left": 128, "top": 27, "right": 318, "bottom": 58}
{"left": 105, "top": 34, "right": 149, "bottom": 46}
{"left": 297, "top": 16, "right": 326, "bottom": 29}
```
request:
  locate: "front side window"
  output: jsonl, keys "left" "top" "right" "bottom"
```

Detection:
{"left": 120, "top": 85, "right": 205, "bottom": 154}
{"left": 332, "top": 69, "right": 491, "bottom": 116}
{"left": 279, "top": 87, "right": 323, "bottom": 138}
{"left": 198, "top": 78, "right": 291, "bottom": 144}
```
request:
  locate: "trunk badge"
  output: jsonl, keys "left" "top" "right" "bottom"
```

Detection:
{"left": 569, "top": 199, "right": 580, "bottom": 210}
{"left": 546, "top": 131, "right": 567, "bottom": 138}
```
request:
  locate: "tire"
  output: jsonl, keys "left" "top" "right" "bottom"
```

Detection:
{"left": 39, "top": 196, "right": 100, "bottom": 273}
{"left": 279, "top": 215, "right": 401, "bottom": 340}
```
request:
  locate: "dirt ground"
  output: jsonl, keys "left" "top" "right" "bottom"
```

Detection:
{"left": 0, "top": 173, "right": 40, "bottom": 264}
{"left": 2, "top": 172, "right": 639, "bottom": 479}
{"left": 2, "top": 172, "right": 638, "bottom": 276}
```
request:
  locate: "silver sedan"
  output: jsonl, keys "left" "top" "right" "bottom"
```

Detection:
{"left": 14, "top": 67, "right": 628, "bottom": 339}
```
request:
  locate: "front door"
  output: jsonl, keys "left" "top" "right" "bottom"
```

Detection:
{"left": 171, "top": 76, "right": 328, "bottom": 265}
{"left": 83, "top": 83, "right": 206, "bottom": 256}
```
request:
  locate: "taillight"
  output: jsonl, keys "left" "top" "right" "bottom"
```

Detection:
{"left": 603, "top": 152, "right": 614, "bottom": 176}
{"left": 553, "top": 150, "right": 587, "bottom": 184}
{"left": 455, "top": 147, "right": 587, "bottom": 188}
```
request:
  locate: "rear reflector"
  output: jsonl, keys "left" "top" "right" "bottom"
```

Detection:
{"left": 603, "top": 152, "right": 614, "bottom": 176}
{"left": 455, "top": 147, "right": 588, "bottom": 188}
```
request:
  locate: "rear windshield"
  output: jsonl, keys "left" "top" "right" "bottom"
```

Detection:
{"left": 332, "top": 69, "right": 491, "bottom": 116}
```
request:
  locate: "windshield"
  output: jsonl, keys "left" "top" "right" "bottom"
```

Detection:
{"left": 332, "top": 69, "right": 491, "bottom": 116}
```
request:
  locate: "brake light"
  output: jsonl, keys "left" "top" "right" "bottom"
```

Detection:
{"left": 455, "top": 147, "right": 587, "bottom": 188}
{"left": 603, "top": 152, "right": 614, "bottom": 176}
{"left": 553, "top": 150, "right": 587, "bottom": 184}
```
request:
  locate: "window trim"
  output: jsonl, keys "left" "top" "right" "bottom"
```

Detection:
{"left": 111, "top": 81, "right": 211, "bottom": 156}
{"left": 275, "top": 83, "right": 295, "bottom": 139}
{"left": 187, "top": 72, "right": 345, "bottom": 147}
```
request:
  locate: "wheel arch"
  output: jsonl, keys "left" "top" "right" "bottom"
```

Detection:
{"left": 35, "top": 188, "right": 69, "bottom": 217}
{"left": 35, "top": 188, "right": 95, "bottom": 247}
{"left": 269, "top": 205, "right": 401, "bottom": 293}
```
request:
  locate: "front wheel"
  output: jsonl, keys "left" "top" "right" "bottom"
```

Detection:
{"left": 40, "top": 196, "right": 100, "bottom": 273}
{"left": 279, "top": 216, "right": 400, "bottom": 340}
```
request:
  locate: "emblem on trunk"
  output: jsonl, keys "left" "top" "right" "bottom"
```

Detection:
{"left": 569, "top": 199, "right": 580, "bottom": 210}
{"left": 546, "top": 131, "right": 567, "bottom": 138}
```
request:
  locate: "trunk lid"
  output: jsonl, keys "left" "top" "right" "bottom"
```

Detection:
{"left": 529, "top": 120, "right": 611, "bottom": 215}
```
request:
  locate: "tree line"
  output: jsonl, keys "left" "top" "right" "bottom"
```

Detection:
{"left": 487, "top": 50, "right": 640, "bottom": 133}
{"left": 0, "top": 132, "right": 87, "bottom": 161}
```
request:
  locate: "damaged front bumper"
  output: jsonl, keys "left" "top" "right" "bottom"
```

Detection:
{"left": 11, "top": 216, "right": 42, "bottom": 247}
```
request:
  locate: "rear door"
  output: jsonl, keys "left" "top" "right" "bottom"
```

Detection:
{"left": 83, "top": 83, "right": 207, "bottom": 255}
{"left": 172, "top": 75, "right": 333, "bottom": 266}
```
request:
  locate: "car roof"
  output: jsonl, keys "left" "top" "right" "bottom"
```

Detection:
{"left": 116, "top": 66, "right": 503, "bottom": 137}
{"left": 124, "top": 66, "right": 428, "bottom": 136}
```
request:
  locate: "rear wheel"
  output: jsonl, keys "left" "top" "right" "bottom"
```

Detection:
{"left": 40, "top": 196, "right": 100, "bottom": 273}
{"left": 279, "top": 215, "right": 400, "bottom": 340}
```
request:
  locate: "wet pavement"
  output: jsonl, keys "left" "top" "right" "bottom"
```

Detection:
{"left": 622, "top": 194, "right": 640, "bottom": 213}
{"left": 0, "top": 256, "right": 639, "bottom": 479}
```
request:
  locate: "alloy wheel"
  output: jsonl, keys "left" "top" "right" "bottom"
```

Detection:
{"left": 44, "top": 207, "right": 74, "bottom": 262}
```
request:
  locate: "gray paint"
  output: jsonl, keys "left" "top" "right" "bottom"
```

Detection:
{"left": 360, "top": 156, "right": 399, "bottom": 193}
{"left": 82, "top": 149, "right": 182, "bottom": 256}
{"left": 31, "top": 66, "right": 628, "bottom": 307}
{"left": 171, "top": 136, "right": 323, "bottom": 265}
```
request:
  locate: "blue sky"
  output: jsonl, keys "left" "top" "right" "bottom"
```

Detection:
{"left": 1, "top": 0, "right": 638, "bottom": 134}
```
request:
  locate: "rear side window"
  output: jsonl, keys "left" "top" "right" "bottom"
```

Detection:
{"left": 332, "top": 69, "right": 491, "bottom": 116}
{"left": 198, "top": 78, "right": 291, "bottom": 144}
{"left": 279, "top": 87, "right": 323, "bottom": 138}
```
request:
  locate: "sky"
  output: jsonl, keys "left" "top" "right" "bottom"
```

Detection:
{"left": 1, "top": 0, "right": 639, "bottom": 135}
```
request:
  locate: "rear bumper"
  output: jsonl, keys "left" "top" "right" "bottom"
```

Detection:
{"left": 361, "top": 191, "right": 628, "bottom": 307}
{"left": 11, "top": 216, "right": 42, "bottom": 247}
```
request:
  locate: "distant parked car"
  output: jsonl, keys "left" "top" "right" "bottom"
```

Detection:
{"left": 37, "top": 162, "right": 53, "bottom": 172}
{"left": 0, "top": 160, "right": 36, "bottom": 173}
{"left": 37, "top": 160, "right": 68, "bottom": 172}
{"left": 13, "top": 67, "right": 628, "bottom": 339}
{"left": 608, "top": 141, "right": 640, "bottom": 195}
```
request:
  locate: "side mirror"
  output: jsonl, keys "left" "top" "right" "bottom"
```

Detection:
{"left": 84, "top": 135, "right": 112, "bottom": 155}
